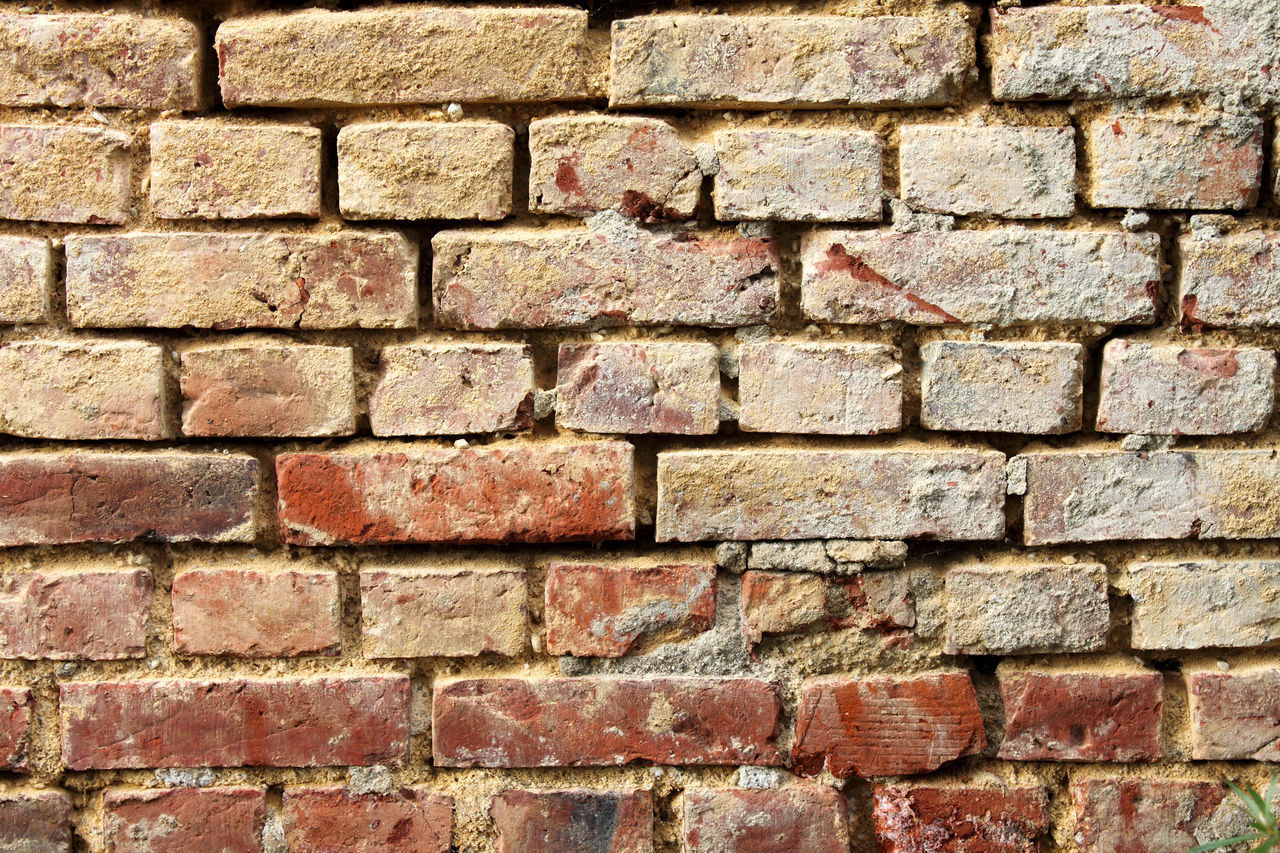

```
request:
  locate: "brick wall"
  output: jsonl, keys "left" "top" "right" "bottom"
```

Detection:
{"left": 0, "top": 0, "right": 1278, "bottom": 850}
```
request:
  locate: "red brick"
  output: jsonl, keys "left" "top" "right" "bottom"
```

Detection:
{"left": 0, "top": 452, "right": 259, "bottom": 546}
{"left": 0, "top": 125, "right": 130, "bottom": 224}
{"left": 0, "top": 13, "right": 201, "bottom": 109}
{"left": 1186, "top": 666, "right": 1280, "bottom": 760}
{"left": 65, "top": 231, "right": 418, "bottom": 330}
{"left": 218, "top": 8, "right": 593, "bottom": 106}
{"left": 801, "top": 229, "right": 1160, "bottom": 326}
{"left": 682, "top": 786, "right": 849, "bottom": 853}
{"left": 433, "top": 677, "right": 781, "bottom": 768}
{"left": 104, "top": 787, "right": 266, "bottom": 853}
{"left": 0, "top": 569, "right": 151, "bottom": 660}
{"left": 276, "top": 442, "right": 634, "bottom": 546}
{"left": 361, "top": 565, "right": 526, "bottom": 658}
{"left": 791, "top": 673, "right": 986, "bottom": 778}
{"left": 556, "top": 342, "right": 720, "bottom": 435}
{"left": 872, "top": 785, "right": 1050, "bottom": 853}
{"left": 283, "top": 786, "right": 452, "bottom": 853}
{"left": 997, "top": 668, "right": 1162, "bottom": 762}
{"left": 491, "top": 789, "right": 652, "bottom": 853}
{"left": 0, "top": 791, "right": 71, "bottom": 852}
{"left": 172, "top": 567, "right": 339, "bottom": 657}
{"left": 1070, "top": 778, "right": 1238, "bottom": 853}
{"left": 180, "top": 345, "right": 356, "bottom": 437}
{"left": 0, "top": 236, "right": 53, "bottom": 324}
{"left": 545, "top": 562, "right": 716, "bottom": 657}
{"left": 433, "top": 227, "right": 778, "bottom": 329}
{"left": 60, "top": 675, "right": 409, "bottom": 770}
{"left": 1180, "top": 231, "right": 1280, "bottom": 328}
{"left": 369, "top": 343, "right": 534, "bottom": 436}
{"left": 0, "top": 687, "right": 32, "bottom": 771}
{"left": 741, "top": 571, "right": 913, "bottom": 646}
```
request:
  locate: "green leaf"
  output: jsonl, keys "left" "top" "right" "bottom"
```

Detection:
{"left": 1189, "top": 834, "right": 1266, "bottom": 853}
{"left": 1228, "top": 781, "right": 1271, "bottom": 826}
{"left": 1251, "top": 835, "right": 1280, "bottom": 853}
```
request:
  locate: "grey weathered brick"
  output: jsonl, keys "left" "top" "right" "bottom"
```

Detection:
{"left": 1179, "top": 231, "right": 1280, "bottom": 329}
{"left": 1130, "top": 560, "right": 1280, "bottom": 650}
{"left": 945, "top": 563, "right": 1109, "bottom": 655}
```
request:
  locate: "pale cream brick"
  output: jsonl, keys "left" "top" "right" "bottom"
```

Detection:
{"left": 713, "top": 129, "right": 882, "bottom": 222}
{"left": 0, "top": 237, "right": 52, "bottom": 325}
{"left": 338, "top": 121, "right": 514, "bottom": 221}
{"left": 900, "top": 125, "right": 1075, "bottom": 218}
{"left": 0, "top": 125, "right": 130, "bottom": 224}
{"left": 1130, "top": 560, "right": 1280, "bottom": 650}
{"left": 150, "top": 121, "right": 322, "bottom": 220}
{"left": 945, "top": 563, "right": 1109, "bottom": 654}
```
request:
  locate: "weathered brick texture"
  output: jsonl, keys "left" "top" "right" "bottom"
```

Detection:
{"left": 0, "top": 237, "right": 53, "bottom": 324}
{"left": 872, "top": 785, "right": 1050, "bottom": 852}
{"left": 0, "top": 125, "right": 131, "bottom": 224}
{"left": 491, "top": 789, "right": 652, "bottom": 853}
{"left": 682, "top": 786, "right": 850, "bottom": 852}
{"left": 104, "top": 787, "right": 267, "bottom": 853}
{"left": 283, "top": 787, "right": 453, "bottom": 853}
{"left": 0, "top": 569, "right": 151, "bottom": 660}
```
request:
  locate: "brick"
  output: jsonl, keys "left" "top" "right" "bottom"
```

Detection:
{"left": 104, "top": 787, "right": 266, "bottom": 853}
{"left": 218, "top": 8, "right": 592, "bottom": 106}
{"left": 872, "top": 785, "right": 1050, "bottom": 853}
{"left": 0, "top": 687, "right": 31, "bottom": 771}
{"left": 1070, "top": 779, "right": 1244, "bottom": 853}
{"left": 741, "top": 571, "right": 913, "bottom": 645}
{"left": 920, "top": 341, "right": 1085, "bottom": 434}
{"left": 433, "top": 226, "right": 778, "bottom": 329}
{"left": 747, "top": 540, "right": 908, "bottom": 574}
{"left": 61, "top": 675, "right": 409, "bottom": 770}
{"left": 0, "top": 791, "right": 71, "bottom": 853}
{"left": 0, "top": 13, "right": 200, "bottom": 109}
{"left": 900, "top": 125, "right": 1075, "bottom": 218}
{"left": 802, "top": 229, "right": 1160, "bottom": 326}
{"left": 369, "top": 343, "right": 534, "bottom": 436}
{"left": 1180, "top": 231, "right": 1280, "bottom": 328}
{"left": 361, "top": 565, "right": 526, "bottom": 658}
{"left": 610, "top": 14, "right": 973, "bottom": 108}
{"left": 172, "top": 567, "right": 339, "bottom": 657}
{"left": 997, "top": 668, "right": 1162, "bottom": 762}
{"left": 713, "top": 129, "right": 882, "bottom": 222}
{"left": 0, "top": 451, "right": 259, "bottom": 546}
{"left": 0, "top": 125, "right": 130, "bottom": 224}
{"left": 556, "top": 342, "right": 720, "bottom": 435}
{"left": 0, "top": 341, "right": 169, "bottom": 440}
{"left": 0, "top": 237, "right": 52, "bottom": 324}
{"left": 657, "top": 449, "right": 1004, "bottom": 542}
{"left": 944, "top": 563, "right": 1108, "bottom": 655}
{"left": 491, "top": 789, "right": 652, "bottom": 853}
{"left": 989, "top": 5, "right": 1279, "bottom": 104}
{"left": 682, "top": 786, "right": 849, "bottom": 852}
{"left": 1130, "top": 560, "right": 1280, "bottom": 650}
{"left": 1087, "top": 112, "right": 1263, "bottom": 210}
{"left": 0, "top": 569, "right": 151, "bottom": 660}
{"left": 433, "top": 677, "right": 781, "bottom": 767}
{"left": 1187, "top": 667, "right": 1280, "bottom": 760}
{"left": 150, "top": 121, "right": 321, "bottom": 220}
{"left": 792, "top": 673, "right": 985, "bottom": 777}
{"left": 338, "top": 121, "right": 514, "bottom": 221}
{"left": 530, "top": 115, "right": 699, "bottom": 220}
{"left": 180, "top": 345, "right": 356, "bottom": 437}
{"left": 283, "top": 786, "right": 452, "bottom": 853}
{"left": 738, "top": 342, "right": 901, "bottom": 435}
{"left": 1097, "top": 339, "right": 1275, "bottom": 435}
{"left": 1020, "top": 449, "right": 1280, "bottom": 544}
{"left": 66, "top": 231, "right": 417, "bottom": 330}
{"left": 277, "top": 442, "right": 633, "bottom": 546}
{"left": 545, "top": 562, "right": 716, "bottom": 657}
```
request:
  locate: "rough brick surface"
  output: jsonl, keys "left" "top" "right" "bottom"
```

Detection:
{"left": 741, "top": 570, "right": 913, "bottom": 645}
{"left": 283, "top": 787, "right": 452, "bottom": 853}
{"left": 682, "top": 786, "right": 849, "bottom": 852}
{"left": 1096, "top": 339, "right": 1276, "bottom": 435}
{"left": 338, "top": 121, "right": 514, "bottom": 221}
{"left": 713, "top": 129, "right": 882, "bottom": 222}
{"left": 791, "top": 673, "right": 987, "bottom": 777}
{"left": 657, "top": 449, "right": 1005, "bottom": 542}
{"left": 737, "top": 341, "right": 901, "bottom": 435}
{"left": 556, "top": 342, "right": 721, "bottom": 435}
{"left": 872, "top": 785, "right": 1050, "bottom": 853}
{"left": 0, "top": 687, "right": 31, "bottom": 771}
{"left": 920, "top": 341, "right": 1084, "bottom": 434}
{"left": 60, "top": 675, "right": 410, "bottom": 769}
{"left": 180, "top": 345, "right": 356, "bottom": 437}
{"left": 0, "top": 125, "right": 130, "bottom": 224}
{"left": 104, "top": 787, "right": 267, "bottom": 853}
{"left": 66, "top": 231, "right": 418, "bottom": 330}
{"left": 1186, "top": 667, "right": 1280, "bottom": 760}
{"left": 0, "top": 791, "right": 71, "bottom": 852}
{"left": 0, "top": 237, "right": 53, "bottom": 324}
{"left": 491, "top": 789, "right": 653, "bottom": 853}
{"left": 530, "top": 115, "right": 700, "bottom": 219}
{"left": 900, "top": 125, "right": 1076, "bottom": 218}
{"left": 150, "top": 121, "right": 322, "bottom": 220}
{"left": 433, "top": 677, "right": 781, "bottom": 767}
{"left": 433, "top": 226, "right": 777, "bottom": 329}
{"left": 610, "top": 15, "right": 973, "bottom": 108}
{"left": 1179, "top": 231, "right": 1280, "bottom": 329}
{"left": 0, "top": 569, "right": 151, "bottom": 660}
{"left": 1130, "top": 560, "right": 1280, "bottom": 650}
{"left": 802, "top": 230, "right": 1160, "bottom": 326}
{"left": 998, "top": 668, "right": 1163, "bottom": 762}
{"left": 0, "top": 341, "right": 168, "bottom": 440}
{"left": 277, "top": 442, "right": 633, "bottom": 545}
{"left": 1070, "top": 779, "right": 1244, "bottom": 853}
